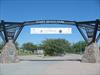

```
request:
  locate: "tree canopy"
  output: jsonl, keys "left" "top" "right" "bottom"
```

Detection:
{"left": 0, "top": 42, "right": 3, "bottom": 53}
{"left": 71, "top": 41, "right": 87, "bottom": 54}
{"left": 21, "top": 42, "right": 37, "bottom": 53}
{"left": 0, "top": 39, "right": 88, "bottom": 55}
{"left": 41, "top": 39, "right": 71, "bottom": 56}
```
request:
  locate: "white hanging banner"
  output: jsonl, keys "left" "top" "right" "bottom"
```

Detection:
{"left": 30, "top": 28, "right": 72, "bottom": 34}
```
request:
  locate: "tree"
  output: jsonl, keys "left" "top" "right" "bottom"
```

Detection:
{"left": 71, "top": 41, "right": 87, "bottom": 54}
{"left": 41, "top": 39, "right": 71, "bottom": 56}
{"left": 0, "top": 42, "right": 3, "bottom": 53}
{"left": 21, "top": 42, "right": 37, "bottom": 53}
{"left": 15, "top": 42, "right": 19, "bottom": 50}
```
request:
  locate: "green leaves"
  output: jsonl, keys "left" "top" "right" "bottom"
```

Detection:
{"left": 0, "top": 39, "right": 87, "bottom": 55}
{"left": 71, "top": 41, "right": 87, "bottom": 54}
{"left": 42, "top": 39, "right": 71, "bottom": 56}
{"left": 42, "top": 39, "right": 87, "bottom": 56}
{"left": 21, "top": 42, "right": 37, "bottom": 52}
{"left": 0, "top": 42, "right": 3, "bottom": 53}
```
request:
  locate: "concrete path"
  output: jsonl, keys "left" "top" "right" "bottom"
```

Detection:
{"left": 42, "top": 61, "right": 100, "bottom": 75}
{"left": 0, "top": 61, "right": 57, "bottom": 75}
{"left": 0, "top": 54, "right": 100, "bottom": 75}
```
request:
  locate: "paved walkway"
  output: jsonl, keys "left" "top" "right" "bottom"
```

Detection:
{"left": 0, "top": 54, "right": 100, "bottom": 75}
{"left": 0, "top": 61, "right": 58, "bottom": 75}
{"left": 42, "top": 61, "right": 100, "bottom": 75}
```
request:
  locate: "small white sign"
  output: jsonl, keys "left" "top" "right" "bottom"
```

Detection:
{"left": 30, "top": 28, "right": 72, "bottom": 34}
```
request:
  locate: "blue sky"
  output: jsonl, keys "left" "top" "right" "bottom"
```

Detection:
{"left": 0, "top": 0, "right": 100, "bottom": 45}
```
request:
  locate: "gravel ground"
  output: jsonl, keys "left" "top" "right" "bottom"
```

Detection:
{"left": 0, "top": 54, "right": 100, "bottom": 75}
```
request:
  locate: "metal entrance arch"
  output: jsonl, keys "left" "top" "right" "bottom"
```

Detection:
{"left": 0, "top": 19, "right": 100, "bottom": 63}
{"left": 0, "top": 19, "right": 100, "bottom": 45}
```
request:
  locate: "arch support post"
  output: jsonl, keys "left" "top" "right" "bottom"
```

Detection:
{"left": 81, "top": 20, "right": 100, "bottom": 63}
{"left": 82, "top": 43, "right": 100, "bottom": 63}
{"left": 0, "top": 21, "right": 24, "bottom": 63}
{"left": 0, "top": 40, "right": 19, "bottom": 63}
